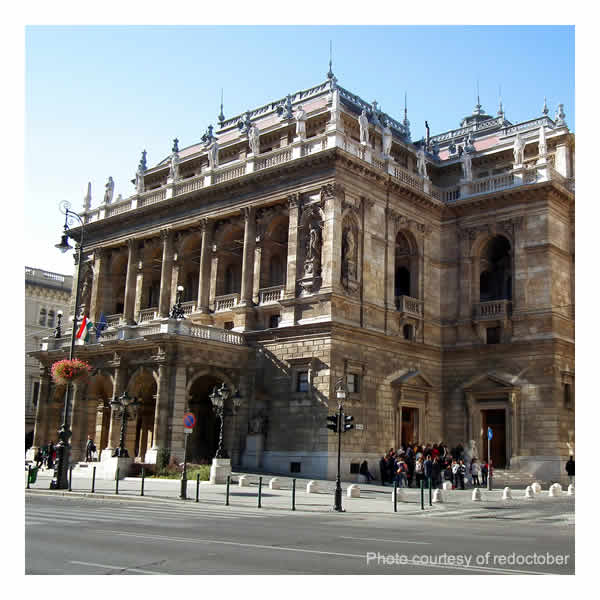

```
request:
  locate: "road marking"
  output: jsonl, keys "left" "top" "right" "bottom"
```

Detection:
{"left": 338, "top": 536, "right": 431, "bottom": 545}
{"left": 68, "top": 560, "right": 165, "bottom": 575}
{"left": 97, "top": 530, "right": 365, "bottom": 559}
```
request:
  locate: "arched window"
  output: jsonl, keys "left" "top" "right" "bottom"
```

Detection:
{"left": 184, "top": 272, "right": 199, "bottom": 302}
{"left": 225, "top": 264, "right": 240, "bottom": 294}
{"left": 39, "top": 308, "right": 47, "bottom": 326}
{"left": 403, "top": 324, "right": 413, "bottom": 340}
{"left": 269, "top": 255, "right": 283, "bottom": 286}
{"left": 480, "top": 236, "right": 512, "bottom": 301}
{"left": 395, "top": 267, "right": 411, "bottom": 298}
{"left": 47, "top": 310, "right": 55, "bottom": 328}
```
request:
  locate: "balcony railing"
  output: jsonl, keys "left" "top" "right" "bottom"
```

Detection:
{"left": 214, "top": 293, "right": 239, "bottom": 312}
{"left": 258, "top": 285, "right": 284, "bottom": 305}
{"left": 81, "top": 128, "right": 573, "bottom": 225}
{"left": 138, "top": 307, "right": 158, "bottom": 323}
{"left": 395, "top": 295, "right": 424, "bottom": 318}
{"left": 106, "top": 313, "right": 122, "bottom": 327}
{"left": 473, "top": 300, "right": 512, "bottom": 320}
{"left": 181, "top": 301, "right": 196, "bottom": 316}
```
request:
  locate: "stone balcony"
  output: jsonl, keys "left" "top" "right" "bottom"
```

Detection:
{"left": 40, "top": 318, "right": 246, "bottom": 351}
{"left": 258, "top": 285, "right": 284, "bottom": 305}
{"left": 214, "top": 293, "right": 239, "bottom": 312}
{"left": 395, "top": 295, "right": 424, "bottom": 319}
{"left": 81, "top": 129, "right": 573, "bottom": 226}
{"left": 473, "top": 299, "right": 512, "bottom": 320}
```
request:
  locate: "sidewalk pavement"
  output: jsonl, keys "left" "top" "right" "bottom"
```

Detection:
{"left": 25, "top": 467, "right": 574, "bottom": 516}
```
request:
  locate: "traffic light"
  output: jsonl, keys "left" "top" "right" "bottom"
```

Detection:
{"left": 343, "top": 414, "right": 354, "bottom": 432}
{"left": 326, "top": 415, "right": 339, "bottom": 432}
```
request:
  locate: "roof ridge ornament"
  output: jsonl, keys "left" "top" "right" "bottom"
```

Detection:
{"left": 542, "top": 96, "right": 549, "bottom": 116}
{"left": 327, "top": 40, "right": 335, "bottom": 81}
{"left": 218, "top": 89, "right": 225, "bottom": 127}
{"left": 83, "top": 182, "right": 91, "bottom": 211}
{"left": 555, "top": 103, "right": 566, "bottom": 127}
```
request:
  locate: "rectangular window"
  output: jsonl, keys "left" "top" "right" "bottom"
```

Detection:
{"left": 297, "top": 371, "right": 309, "bottom": 393}
{"left": 290, "top": 462, "right": 301, "bottom": 473}
{"left": 350, "top": 462, "right": 360, "bottom": 474}
{"left": 347, "top": 373, "right": 360, "bottom": 394}
{"left": 486, "top": 327, "right": 501, "bottom": 345}
{"left": 564, "top": 383, "right": 572, "bottom": 409}
{"left": 224, "top": 321, "right": 234, "bottom": 330}
{"left": 269, "top": 314, "right": 280, "bottom": 329}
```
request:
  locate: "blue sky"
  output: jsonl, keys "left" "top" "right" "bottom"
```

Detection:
{"left": 24, "top": 24, "right": 574, "bottom": 275}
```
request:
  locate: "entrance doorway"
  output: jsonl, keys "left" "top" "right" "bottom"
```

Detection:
{"left": 481, "top": 409, "right": 506, "bottom": 468}
{"left": 401, "top": 407, "right": 419, "bottom": 447}
{"left": 188, "top": 376, "right": 222, "bottom": 462}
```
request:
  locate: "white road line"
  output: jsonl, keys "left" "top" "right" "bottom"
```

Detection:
{"left": 68, "top": 560, "right": 165, "bottom": 575}
{"left": 338, "top": 536, "right": 431, "bottom": 545}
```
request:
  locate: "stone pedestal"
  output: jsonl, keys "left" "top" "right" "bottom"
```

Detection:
{"left": 101, "top": 455, "right": 133, "bottom": 480}
{"left": 144, "top": 447, "right": 158, "bottom": 464}
{"left": 243, "top": 433, "right": 264, "bottom": 469}
{"left": 209, "top": 457, "right": 232, "bottom": 484}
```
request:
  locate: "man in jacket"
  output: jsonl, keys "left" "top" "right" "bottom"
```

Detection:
{"left": 424, "top": 455, "right": 433, "bottom": 489}
{"left": 565, "top": 456, "right": 575, "bottom": 486}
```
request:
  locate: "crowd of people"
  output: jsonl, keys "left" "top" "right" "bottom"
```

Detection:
{"left": 360, "top": 442, "right": 493, "bottom": 489}
{"left": 34, "top": 441, "right": 56, "bottom": 470}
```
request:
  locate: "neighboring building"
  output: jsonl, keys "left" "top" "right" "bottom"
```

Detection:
{"left": 29, "top": 73, "right": 574, "bottom": 481}
{"left": 25, "top": 266, "right": 73, "bottom": 446}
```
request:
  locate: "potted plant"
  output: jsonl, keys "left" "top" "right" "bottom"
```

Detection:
{"left": 50, "top": 358, "right": 92, "bottom": 385}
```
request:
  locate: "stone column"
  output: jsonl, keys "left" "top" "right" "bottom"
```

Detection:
{"left": 89, "top": 248, "right": 107, "bottom": 324}
{"left": 122, "top": 239, "right": 139, "bottom": 325}
{"left": 239, "top": 207, "right": 256, "bottom": 306}
{"left": 197, "top": 219, "right": 213, "bottom": 314}
{"left": 209, "top": 249, "right": 219, "bottom": 312}
{"left": 105, "top": 363, "right": 127, "bottom": 455}
{"left": 158, "top": 229, "right": 175, "bottom": 318}
{"left": 511, "top": 218, "right": 526, "bottom": 313}
{"left": 465, "top": 392, "right": 475, "bottom": 443}
{"left": 252, "top": 241, "right": 262, "bottom": 305}
{"left": 321, "top": 185, "right": 343, "bottom": 294}
{"left": 284, "top": 193, "right": 301, "bottom": 299}
{"left": 147, "top": 363, "right": 171, "bottom": 464}
{"left": 168, "top": 365, "right": 188, "bottom": 463}
{"left": 30, "top": 367, "right": 52, "bottom": 454}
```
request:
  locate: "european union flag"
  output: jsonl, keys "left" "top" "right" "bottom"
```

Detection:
{"left": 96, "top": 312, "right": 108, "bottom": 339}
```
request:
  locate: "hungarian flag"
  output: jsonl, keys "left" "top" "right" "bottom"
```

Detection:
{"left": 76, "top": 315, "right": 94, "bottom": 342}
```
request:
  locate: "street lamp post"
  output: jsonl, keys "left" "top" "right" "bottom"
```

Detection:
{"left": 333, "top": 378, "right": 346, "bottom": 512}
{"left": 169, "top": 285, "right": 186, "bottom": 319}
{"left": 50, "top": 203, "right": 85, "bottom": 490}
{"left": 110, "top": 392, "right": 141, "bottom": 457}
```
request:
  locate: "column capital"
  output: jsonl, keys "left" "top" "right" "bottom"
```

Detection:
{"left": 240, "top": 206, "right": 256, "bottom": 222}
{"left": 287, "top": 192, "right": 301, "bottom": 209}
{"left": 160, "top": 228, "right": 174, "bottom": 243}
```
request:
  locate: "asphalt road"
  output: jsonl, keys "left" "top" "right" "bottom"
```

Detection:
{"left": 25, "top": 494, "right": 574, "bottom": 575}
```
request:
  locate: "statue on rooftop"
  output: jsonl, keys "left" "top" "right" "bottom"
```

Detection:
{"left": 358, "top": 109, "right": 369, "bottom": 146}
{"left": 168, "top": 151, "right": 180, "bottom": 182}
{"left": 382, "top": 121, "right": 392, "bottom": 157}
{"left": 417, "top": 147, "right": 428, "bottom": 178}
{"left": 295, "top": 105, "right": 307, "bottom": 140}
{"left": 208, "top": 139, "right": 219, "bottom": 170}
{"left": 103, "top": 177, "right": 114, "bottom": 205}
{"left": 513, "top": 133, "right": 524, "bottom": 166}
{"left": 538, "top": 126, "right": 547, "bottom": 160}
{"left": 248, "top": 123, "right": 260, "bottom": 155}
{"left": 461, "top": 148, "right": 473, "bottom": 181}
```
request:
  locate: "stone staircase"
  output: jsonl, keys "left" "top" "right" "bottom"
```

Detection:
{"left": 490, "top": 469, "right": 567, "bottom": 489}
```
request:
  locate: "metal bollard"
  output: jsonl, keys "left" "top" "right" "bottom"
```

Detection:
{"left": 196, "top": 473, "right": 200, "bottom": 502}
{"left": 429, "top": 477, "right": 432, "bottom": 506}
{"left": 27, "top": 465, "right": 31, "bottom": 489}
{"left": 420, "top": 480, "right": 424, "bottom": 510}
{"left": 225, "top": 475, "right": 230, "bottom": 506}
{"left": 141, "top": 468, "right": 145, "bottom": 497}
{"left": 394, "top": 481, "right": 398, "bottom": 512}
{"left": 292, "top": 478, "right": 296, "bottom": 511}
{"left": 258, "top": 476, "right": 263, "bottom": 508}
{"left": 68, "top": 466, "right": 73, "bottom": 491}
{"left": 115, "top": 467, "right": 120, "bottom": 495}
{"left": 91, "top": 466, "right": 96, "bottom": 493}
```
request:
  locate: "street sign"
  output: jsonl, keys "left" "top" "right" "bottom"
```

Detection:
{"left": 355, "top": 424, "right": 364, "bottom": 430}
{"left": 183, "top": 412, "right": 196, "bottom": 428}
{"left": 488, "top": 427, "right": 493, "bottom": 440}
{"left": 184, "top": 427, "right": 193, "bottom": 435}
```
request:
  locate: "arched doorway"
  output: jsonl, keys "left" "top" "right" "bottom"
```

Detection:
{"left": 128, "top": 368, "right": 157, "bottom": 462}
{"left": 187, "top": 375, "right": 222, "bottom": 462}
{"left": 479, "top": 235, "right": 512, "bottom": 301}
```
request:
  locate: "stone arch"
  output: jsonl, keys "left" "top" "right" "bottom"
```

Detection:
{"left": 394, "top": 229, "right": 420, "bottom": 302}
{"left": 86, "top": 371, "right": 114, "bottom": 454}
{"left": 126, "top": 366, "right": 158, "bottom": 461}
{"left": 107, "top": 250, "right": 128, "bottom": 316}
{"left": 476, "top": 234, "right": 512, "bottom": 302}
{"left": 177, "top": 231, "right": 203, "bottom": 303}
{"left": 261, "top": 214, "right": 289, "bottom": 289}
{"left": 215, "top": 223, "right": 244, "bottom": 297}
{"left": 341, "top": 210, "right": 360, "bottom": 292}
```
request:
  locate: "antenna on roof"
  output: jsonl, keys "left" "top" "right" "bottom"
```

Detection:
{"left": 218, "top": 88, "right": 225, "bottom": 127}
{"left": 327, "top": 40, "right": 334, "bottom": 80}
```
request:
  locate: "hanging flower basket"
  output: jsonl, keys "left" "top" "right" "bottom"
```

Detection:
{"left": 51, "top": 358, "right": 92, "bottom": 386}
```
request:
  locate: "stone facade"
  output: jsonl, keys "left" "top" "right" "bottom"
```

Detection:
{"left": 25, "top": 267, "right": 73, "bottom": 441}
{"left": 29, "top": 77, "right": 574, "bottom": 480}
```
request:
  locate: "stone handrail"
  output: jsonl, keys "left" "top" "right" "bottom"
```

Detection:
{"left": 395, "top": 295, "right": 424, "bottom": 318}
{"left": 174, "top": 176, "right": 204, "bottom": 196}
{"left": 105, "top": 199, "right": 133, "bottom": 218}
{"left": 214, "top": 293, "right": 239, "bottom": 312}
{"left": 259, "top": 285, "right": 284, "bottom": 304}
{"left": 470, "top": 172, "right": 515, "bottom": 195}
{"left": 391, "top": 164, "right": 424, "bottom": 194}
{"left": 138, "top": 188, "right": 167, "bottom": 208}
{"left": 473, "top": 300, "right": 512, "bottom": 320}
{"left": 138, "top": 307, "right": 157, "bottom": 323}
{"left": 254, "top": 148, "right": 293, "bottom": 171}
{"left": 213, "top": 163, "right": 246, "bottom": 184}
{"left": 105, "top": 313, "right": 122, "bottom": 327}
{"left": 187, "top": 324, "right": 245, "bottom": 345}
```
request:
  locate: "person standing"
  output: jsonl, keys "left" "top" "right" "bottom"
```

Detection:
{"left": 451, "top": 459, "right": 459, "bottom": 489}
{"left": 471, "top": 459, "right": 481, "bottom": 487}
{"left": 424, "top": 454, "right": 433, "bottom": 489}
{"left": 565, "top": 456, "right": 575, "bottom": 486}
{"left": 457, "top": 459, "right": 466, "bottom": 490}
{"left": 360, "top": 460, "right": 375, "bottom": 482}
{"left": 481, "top": 461, "right": 488, "bottom": 487}
{"left": 379, "top": 455, "right": 388, "bottom": 486}
{"left": 85, "top": 437, "right": 96, "bottom": 462}
{"left": 432, "top": 456, "right": 442, "bottom": 488}
{"left": 47, "top": 441, "right": 55, "bottom": 470}
{"left": 414, "top": 456, "right": 424, "bottom": 489}
{"left": 396, "top": 457, "right": 408, "bottom": 488}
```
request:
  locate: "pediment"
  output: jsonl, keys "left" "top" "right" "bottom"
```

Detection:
{"left": 390, "top": 369, "right": 433, "bottom": 389}
{"left": 463, "top": 371, "right": 515, "bottom": 392}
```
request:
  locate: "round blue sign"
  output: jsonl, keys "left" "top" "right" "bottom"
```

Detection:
{"left": 183, "top": 412, "right": 196, "bottom": 428}
{"left": 487, "top": 427, "right": 493, "bottom": 440}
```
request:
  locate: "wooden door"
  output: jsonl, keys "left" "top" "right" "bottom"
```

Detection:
{"left": 481, "top": 409, "right": 506, "bottom": 468}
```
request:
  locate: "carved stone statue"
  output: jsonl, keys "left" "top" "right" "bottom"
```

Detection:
{"left": 208, "top": 140, "right": 219, "bottom": 169}
{"left": 295, "top": 105, "right": 307, "bottom": 140}
{"left": 461, "top": 149, "right": 473, "bottom": 181}
{"left": 249, "top": 413, "right": 268, "bottom": 435}
{"left": 342, "top": 227, "right": 357, "bottom": 280}
{"left": 538, "top": 126, "right": 547, "bottom": 159}
{"left": 358, "top": 109, "right": 369, "bottom": 146}
{"left": 416, "top": 147, "right": 427, "bottom": 178}
{"left": 307, "top": 222, "right": 320, "bottom": 260}
{"left": 168, "top": 152, "right": 180, "bottom": 181}
{"left": 248, "top": 123, "right": 260, "bottom": 155}
{"left": 103, "top": 177, "right": 114, "bottom": 204}
{"left": 382, "top": 122, "right": 392, "bottom": 157}
{"left": 513, "top": 133, "right": 524, "bottom": 165}
{"left": 135, "top": 167, "right": 145, "bottom": 194}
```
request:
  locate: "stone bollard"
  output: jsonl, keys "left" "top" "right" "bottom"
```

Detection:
{"left": 549, "top": 483, "right": 562, "bottom": 497}
{"left": 567, "top": 484, "right": 574, "bottom": 496}
{"left": 347, "top": 484, "right": 360, "bottom": 498}
{"left": 432, "top": 489, "right": 443, "bottom": 503}
{"left": 472, "top": 488, "right": 482, "bottom": 501}
{"left": 502, "top": 487, "right": 512, "bottom": 500}
{"left": 531, "top": 482, "right": 542, "bottom": 494}
{"left": 238, "top": 475, "right": 250, "bottom": 487}
{"left": 269, "top": 477, "right": 281, "bottom": 490}
{"left": 442, "top": 481, "right": 452, "bottom": 491}
{"left": 524, "top": 486, "right": 534, "bottom": 499}
{"left": 306, "top": 480, "right": 319, "bottom": 494}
